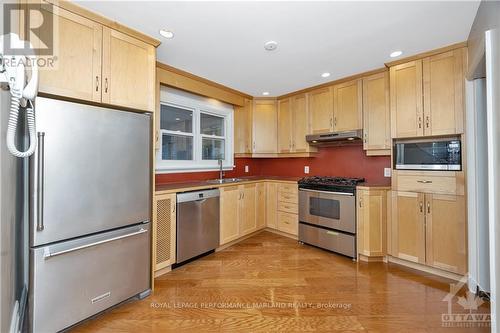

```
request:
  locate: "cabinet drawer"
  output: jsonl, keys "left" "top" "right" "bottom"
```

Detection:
{"left": 277, "top": 211, "right": 298, "bottom": 235}
{"left": 278, "top": 191, "right": 298, "bottom": 204}
{"left": 278, "top": 183, "right": 298, "bottom": 194}
{"left": 394, "top": 173, "right": 462, "bottom": 195}
{"left": 278, "top": 202, "right": 298, "bottom": 214}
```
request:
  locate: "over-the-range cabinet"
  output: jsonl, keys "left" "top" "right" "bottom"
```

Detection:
{"left": 29, "top": 97, "right": 151, "bottom": 332}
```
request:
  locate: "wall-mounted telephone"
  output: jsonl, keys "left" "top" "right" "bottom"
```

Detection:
{"left": 0, "top": 33, "right": 39, "bottom": 157}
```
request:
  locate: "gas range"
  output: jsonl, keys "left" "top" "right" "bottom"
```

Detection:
{"left": 298, "top": 176, "right": 365, "bottom": 194}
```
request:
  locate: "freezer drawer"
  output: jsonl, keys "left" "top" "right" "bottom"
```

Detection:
{"left": 29, "top": 223, "right": 150, "bottom": 333}
{"left": 299, "top": 223, "right": 356, "bottom": 258}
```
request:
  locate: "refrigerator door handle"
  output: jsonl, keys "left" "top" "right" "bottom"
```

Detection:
{"left": 36, "top": 132, "right": 45, "bottom": 231}
{"left": 43, "top": 227, "right": 148, "bottom": 259}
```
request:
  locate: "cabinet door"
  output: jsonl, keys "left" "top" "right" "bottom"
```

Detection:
{"left": 234, "top": 98, "right": 253, "bottom": 154}
{"left": 425, "top": 194, "right": 467, "bottom": 274}
{"left": 102, "top": 27, "right": 155, "bottom": 111}
{"left": 391, "top": 191, "right": 425, "bottom": 264}
{"left": 292, "top": 94, "right": 311, "bottom": 153}
{"left": 363, "top": 72, "right": 390, "bottom": 153}
{"left": 390, "top": 60, "right": 424, "bottom": 138}
{"left": 37, "top": 5, "right": 102, "bottom": 102}
{"left": 220, "top": 186, "right": 240, "bottom": 245}
{"left": 277, "top": 98, "right": 293, "bottom": 153}
{"left": 153, "top": 193, "right": 176, "bottom": 270}
{"left": 356, "top": 190, "right": 367, "bottom": 255}
{"left": 266, "top": 182, "right": 278, "bottom": 229}
{"left": 423, "top": 49, "right": 464, "bottom": 136}
{"left": 252, "top": 100, "right": 278, "bottom": 153}
{"left": 308, "top": 87, "right": 333, "bottom": 134}
{"left": 240, "top": 184, "right": 257, "bottom": 236}
{"left": 333, "top": 79, "right": 362, "bottom": 131}
{"left": 256, "top": 183, "right": 267, "bottom": 230}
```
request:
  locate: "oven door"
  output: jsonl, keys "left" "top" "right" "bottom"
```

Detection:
{"left": 299, "top": 189, "right": 355, "bottom": 233}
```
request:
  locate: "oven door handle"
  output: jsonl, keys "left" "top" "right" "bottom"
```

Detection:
{"left": 299, "top": 188, "right": 354, "bottom": 196}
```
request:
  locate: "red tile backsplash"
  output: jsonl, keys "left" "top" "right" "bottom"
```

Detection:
{"left": 155, "top": 146, "right": 391, "bottom": 185}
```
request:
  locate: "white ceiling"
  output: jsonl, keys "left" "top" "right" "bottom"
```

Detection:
{"left": 76, "top": 1, "right": 479, "bottom": 97}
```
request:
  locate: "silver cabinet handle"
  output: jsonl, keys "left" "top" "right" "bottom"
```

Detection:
{"left": 95, "top": 76, "right": 99, "bottom": 92}
{"left": 417, "top": 180, "right": 433, "bottom": 184}
{"left": 36, "top": 132, "right": 45, "bottom": 231}
{"left": 419, "top": 201, "right": 423, "bottom": 213}
{"left": 427, "top": 202, "right": 431, "bottom": 214}
{"left": 104, "top": 78, "right": 109, "bottom": 93}
{"left": 44, "top": 228, "right": 148, "bottom": 259}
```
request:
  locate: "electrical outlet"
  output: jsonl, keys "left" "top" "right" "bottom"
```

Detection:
{"left": 304, "top": 166, "right": 310, "bottom": 174}
{"left": 245, "top": 165, "right": 249, "bottom": 173}
{"left": 384, "top": 168, "right": 391, "bottom": 177}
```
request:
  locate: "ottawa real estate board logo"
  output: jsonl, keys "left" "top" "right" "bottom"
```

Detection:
{"left": 442, "top": 274, "right": 491, "bottom": 328}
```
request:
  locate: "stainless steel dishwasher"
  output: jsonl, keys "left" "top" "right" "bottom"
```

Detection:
{"left": 176, "top": 189, "right": 220, "bottom": 264}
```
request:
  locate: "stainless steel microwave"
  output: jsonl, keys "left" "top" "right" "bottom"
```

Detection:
{"left": 394, "top": 138, "right": 462, "bottom": 171}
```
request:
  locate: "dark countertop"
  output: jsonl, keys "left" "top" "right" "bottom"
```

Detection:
{"left": 155, "top": 176, "right": 301, "bottom": 193}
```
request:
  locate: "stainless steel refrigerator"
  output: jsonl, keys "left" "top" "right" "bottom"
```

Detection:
{"left": 28, "top": 97, "right": 151, "bottom": 332}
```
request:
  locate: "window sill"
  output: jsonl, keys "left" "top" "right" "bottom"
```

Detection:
{"left": 155, "top": 166, "right": 235, "bottom": 174}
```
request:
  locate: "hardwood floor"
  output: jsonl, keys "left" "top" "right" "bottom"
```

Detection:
{"left": 73, "top": 231, "right": 490, "bottom": 332}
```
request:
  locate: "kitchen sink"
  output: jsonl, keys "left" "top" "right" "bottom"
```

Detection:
{"left": 206, "top": 178, "right": 245, "bottom": 184}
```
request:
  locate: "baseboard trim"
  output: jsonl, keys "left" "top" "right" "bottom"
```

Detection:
{"left": 264, "top": 227, "right": 298, "bottom": 240}
{"left": 387, "top": 256, "right": 464, "bottom": 281}
{"left": 358, "top": 254, "right": 385, "bottom": 262}
{"left": 216, "top": 229, "right": 266, "bottom": 251}
{"left": 154, "top": 265, "right": 172, "bottom": 278}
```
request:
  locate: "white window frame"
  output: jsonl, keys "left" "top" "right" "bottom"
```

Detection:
{"left": 156, "top": 87, "right": 234, "bottom": 173}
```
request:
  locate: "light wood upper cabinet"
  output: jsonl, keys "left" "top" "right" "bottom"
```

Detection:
{"left": 37, "top": 5, "right": 102, "bottom": 102}
{"left": 277, "top": 98, "right": 293, "bottom": 153}
{"left": 333, "top": 79, "right": 362, "bottom": 131}
{"left": 240, "top": 184, "right": 257, "bottom": 236}
{"left": 391, "top": 191, "right": 426, "bottom": 264}
{"left": 266, "top": 182, "right": 278, "bottom": 229}
{"left": 425, "top": 194, "right": 466, "bottom": 274}
{"left": 390, "top": 60, "right": 424, "bottom": 138}
{"left": 102, "top": 27, "right": 155, "bottom": 112}
{"left": 390, "top": 48, "right": 465, "bottom": 138}
{"left": 308, "top": 87, "right": 333, "bottom": 134}
{"left": 362, "top": 72, "right": 390, "bottom": 155}
{"left": 291, "top": 94, "right": 312, "bottom": 153}
{"left": 220, "top": 186, "right": 241, "bottom": 245}
{"left": 357, "top": 188, "right": 388, "bottom": 258}
{"left": 234, "top": 98, "right": 253, "bottom": 154}
{"left": 423, "top": 49, "right": 464, "bottom": 136}
{"left": 153, "top": 193, "right": 176, "bottom": 271}
{"left": 36, "top": 3, "right": 156, "bottom": 112}
{"left": 252, "top": 100, "right": 278, "bottom": 154}
{"left": 256, "top": 183, "right": 267, "bottom": 230}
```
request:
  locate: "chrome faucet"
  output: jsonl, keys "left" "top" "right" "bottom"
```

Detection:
{"left": 218, "top": 159, "right": 224, "bottom": 181}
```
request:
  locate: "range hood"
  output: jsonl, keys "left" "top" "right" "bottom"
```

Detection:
{"left": 306, "top": 129, "right": 363, "bottom": 146}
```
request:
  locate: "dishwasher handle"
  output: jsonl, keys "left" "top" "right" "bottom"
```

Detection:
{"left": 177, "top": 188, "right": 220, "bottom": 203}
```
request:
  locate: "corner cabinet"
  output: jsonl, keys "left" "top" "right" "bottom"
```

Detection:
{"left": 153, "top": 193, "right": 176, "bottom": 271}
{"left": 362, "top": 72, "right": 390, "bottom": 155}
{"left": 252, "top": 100, "right": 278, "bottom": 154}
{"left": 36, "top": 2, "right": 157, "bottom": 112}
{"left": 390, "top": 48, "right": 465, "bottom": 138}
{"left": 278, "top": 94, "right": 316, "bottom": 154}
{"left": 356, "top": 187, "right": 389, "bottom": 260}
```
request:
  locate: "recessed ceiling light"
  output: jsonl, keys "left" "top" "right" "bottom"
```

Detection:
{"left": 262, "top": 92, "right": 270, "bottom": 96}
{"left": 321, "top": 72, "right": 331, "bottom": 78}
{"left": 390, "top": 50, "right": 403, "bottom": 58}
{"left": 175, "top": 118, "right": 180, "bottom": 121}
{"left": 264, "top": 41, "right": 278, "bottom": 51}
{"left": 159, "top": 29, "right": 174, "bottom": 39}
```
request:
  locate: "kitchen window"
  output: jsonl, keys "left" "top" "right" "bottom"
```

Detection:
{"left": 156, "top": 87, "right": 234, "bottom": 172}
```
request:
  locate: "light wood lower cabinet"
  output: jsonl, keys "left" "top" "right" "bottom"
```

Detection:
{"left": 276, "top": 183, "right": 299, "bottom": 236}
{"left": 266, "top": 183, "right": 278, "bottom": 229}
{"left": 153, "top": 193, "right": 176, "bottom": 271}
{"left": 390, "top": 191, "right": 466, "bottom": 274}
{"left": 240, "top": 184, "right": 257, "bottom": 235}
{"left": 357, "top": 188, "right": 388, "bottom": 259}
{"left": 256, "top": 183, "right": 267, "bottom": 229}
{"left": 220, "top": 186, "right": 241, "bottom": 245}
